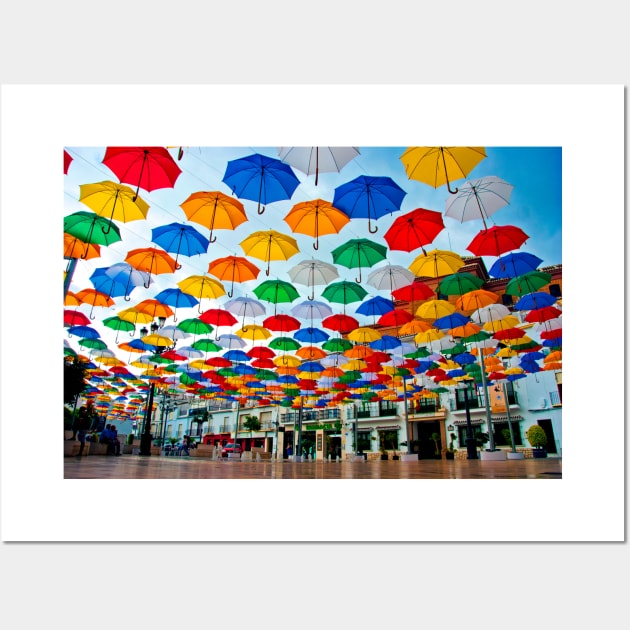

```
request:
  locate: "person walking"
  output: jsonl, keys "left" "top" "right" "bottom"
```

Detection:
{"left": 181, "top": 435, "right": 191, "bottom": 456}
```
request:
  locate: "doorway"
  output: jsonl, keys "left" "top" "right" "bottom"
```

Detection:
{"left": 537, "top": 419, "right": 557, "bottom": 454}
{"left": 416, "top": 421, "right": 442, "bottom": 459}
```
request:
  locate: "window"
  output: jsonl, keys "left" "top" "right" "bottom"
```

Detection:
{"left": 548, "top": 283, "right": 562, "bottom": 298}
{"left": 357, "top": 432, "right": 372, "bottom": 452}
{"left": 501, "top": 293, "right": 513, "bottom": 306}
{"left": 549, "top": 390, "right": 561, "bottom": 406}
{"left": 493, "top": 422, "right": 523, "bottom": 446}
{"left": 379, "top": 430, "right": 399, "bottom": 450}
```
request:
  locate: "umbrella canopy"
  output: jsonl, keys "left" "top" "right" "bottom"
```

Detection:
{"left": 408, "top": 249, "right": 465, "bottom": 279}
{"left": 64, "top": 149, "right": 73, "bottom": 174}
{"left": 124, "top": 247, "right": 178, "bottom": 287}
{"left": 290, "top": 300, "right": 334, "bottom": 322}
{"left": 331, "top": 238, "right": 388, "bottom": 283}
{"left": 332, "top": 175, "right": 407, "bottom": 233}
{"left": 64, "top": 211, "right": 122, "bottom": 253}
{"left": 179, "top": 190, "right": 247, "bottom": 243}
{"left": 348, "top": 327, "right": 382, "bottom": 344}
{"left": 89, "top": 262, "right": 149, "bottom": 301}
{"left": 391, "top": 281, "right": 434, "bottom": 304}
{"left": 455, "top": 289, "right": 499, "bottom": 313}
{"left": 64, "top": 233, "right": 101, "bottom": 261}
{"left": 235, "top": 324, "right": 272, "bottom": 341}
{"left": 102, "top": 146, "right": 182, "bottom": 201}
{"left": 79, "top": 180, "right": 150, "bottom": 233}
{"left": 444, "top": 175, "right": 513, "bottom": 228}
{"left": 239, "top": 230, "right": 300, "bottom": 276}
{"left": 262, "top": 314, "right": 301, "bottom": 333}
{"left": 253, "top": 279, "right": 300, "bottom": 315}
{"left": 321, "top": 314, "right": 360, "bottom": 334}
{"left": 383, "top": 207, "right": 445, "bottom": 254}
{"left": 222, "top": 152, "right": 300, "bottom": 215}
{"left": 64, "top": 309, "right": 91, "bottom": 327}
{"left": 466, "top": 225, "right": 529, "bottom": 257}
{"left": 224, "top": 297, "right": 267, "bottom": 328}
{"left": 294, "top": 327, "right": 330, "bottom": 344}
{"left": 151, "top": 222, "right": 210, "bottom": 268}
{"left": 278, "top": 146, "right": 360, "bottom": 185}
{"left": 321, "top": 280, "right": 368, "bottom": 312}
{"left": 470, "top": 303, "right": 511, "bottom": 325}
{"left": 207, "top": 256, "right": 260, "bottom": 298}
{"left": 400, "top": 146, "right": 486, "bottom": 194}
{"left": 505, "top": 271, "right": 552, "bottom": 296}
{"left": 284, "top": 199, "right": 350, "bottom": 251}
{"left": 489, "top": 252, "right": 543, "bottom": 279}
{"left": 177, "top": 275, "right": 226, "bottom": 311}
{"left": 366, "top": 264, "right": 414, "bottom": 295}
{"left": 134, "top": 299, "right": 175, "bottom": 321}
{"left": 355, "top": 295, "right": 395, "bottom": 319}
{"left": 514, "top": 292, "right": 557, "bottom": 311}
{"left": 437, "top": 272, "right": 484, "bottom": 296}
{"left": 416, "top": 299, "right": 456, "bottom": 320}
{"left": 154, "top": 288, "right": 199, "bottom": 321}
{"left": 288, "top": 259, "right": 339, "bottom": 301}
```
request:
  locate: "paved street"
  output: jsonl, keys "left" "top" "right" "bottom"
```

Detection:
{"left": 64, "top": 454, "right": 562, "bottom": 479}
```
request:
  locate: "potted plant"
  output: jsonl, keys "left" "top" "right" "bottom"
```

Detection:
{"left": 445, "top": 432, "right": 456, "bottom": 459}
{"left": 379, "top": 443, "right": 388, "bottom": 460}
{"left": 430, "top": 432, "right": 441, "bottom": 457}
{"left": 526, "top": 425, "right": 548, "bottom": 458}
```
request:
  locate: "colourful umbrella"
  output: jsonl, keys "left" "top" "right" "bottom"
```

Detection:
{"left": 366, "top": 264, "right": 414, "bottom": 295}
{"left": 180, "top": 190, "right": 248, "bottom": 243}
{"left": 177, "top": 275, "right": 226, "bottom": 312}
{"left": 333, "top": 175, "right": 406, "bottom": 233}
{"left": 383, "top": 207, "right": 445, "bottom": 254}
{"left": 290, "top": 300, "right": 334, "bottom": 322}
{"left": 154, "top": 288, "right": 200, "bottom": 322}
{"left": 124, "top": 247, "right": 178, "bottom": 288}
{"left": 239, "top": 230, "right": 300, "bottom": 276}
{"left": 408, "top": 249, "right": 465, "bottom": 279}
{"left": 321, "top": 314, "right": 359, "bottom": 334}
{"left": 102, "top": 316, "right": 136, "bottom": 343}
{"left": 321, "top": 281, "right": 368, "bottom": 312}
{"left": 455, "top": 289, "right": 499, "bottom": 313}
{"left": 278, "top": 146, "right": 359, "bottom": 185}
{"left": 64, "top": 211, "right": 122, "bottom": 254}
{"left": 514, "top": 292, "right": 557, "bottom": 311}
{"left": 79, "top": 180, "right": 150, "bottom": 235}
{"left": 466, "top": 225, "right": 529, "bottom": 257}
{"left": 222, "top": 152, "right": 300, "bottom": 215}
{"left": 151, "top": 222, "right": 210, "bottom": 268}
{"left": 489, "top": 252, "right": 543, "bottom": 279}
{"left": 253, "top": 279, "right": 300, "bottom": 315}
{"left": 89, "top": 262, "right": 149, "bottom": 301}
{"left": 64, "top": 149, "right": 73, "bottom": 174}
{"left": 64, "top": 233, "right": 101, "bottom": 261}
{"left": 400, "top": 146, "right": 486, "bottom": 194}
{"left": 437, "top": 272, "right": 485, "bottom": 296}
{"left": 505, "top": 271, "right": 552, "bottom": 296}
{"left": 444, "top": 175, "right": 513, "bottom": 228}
{"left": 263, "top": 314, "right": 301, "bottom": 333}
{"left": 284, "top": 199, "right": 350, "bottom": 250}
{"left": 207, "top": 256, "right": 260, "bottom": 298}
{"left": 102, "top": 146, "right": 182, "bottom": 201}
{"left": 331, "top": 238, "right": 387, "bottom": 283}
{"left": 75, "top": 288, "right": 115, "bottom": 319}
{"left": 287, "top": 259, "right": 339, "bottom": 301}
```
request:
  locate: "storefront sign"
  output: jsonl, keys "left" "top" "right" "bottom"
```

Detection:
{"left": 316, "top": 434, "right": 323, "bottom": 451}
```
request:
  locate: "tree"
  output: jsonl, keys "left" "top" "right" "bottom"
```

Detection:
{"left": 64, "top": 357, "right": 88, "bottom": 405}
{"left": 525, "top": 424, "right": 547, "bottom": 450}
{"left": 242, "top": 414, "right": 262, "bottom": 449}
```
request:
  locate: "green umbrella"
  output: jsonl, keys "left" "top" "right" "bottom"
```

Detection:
{"left": 78, "top": 337, "right": 108, "bottom": 350}
{"left": 253, "top": 279, "right": 300, "bottom": 315}
{"left": 437, "top": 272, "right": 484, "bottom": 296}
{"left": 177, "top": 318, "right": 214, "bottom": 336}
{"left": 321, "top": 280, "right": 368, "bottom": 311}
{"left": 331, "top": 238, "right": 387, "bottom": 283}
{"left": 255, "top": 369, "right": 278, "bottom": 381}
{"left": 505, "top": 271, "right": 552, "bottom": 296}
{"left": 102, "top": 316, "right": 135, "bottom": 343}
{"left": 462, "top": 330, "right": 492, "bottom": 343}
{"left": 269, "top": 336, "right": 302, "bottom": 351}
{"left": 64, "top": 211, "right": 122, "bottom": 251}
{"left": 322, "top": 338, "right": 353, "bottom": 352}
{"left": 192, "top": 338, "right": 222, "bottom": 353}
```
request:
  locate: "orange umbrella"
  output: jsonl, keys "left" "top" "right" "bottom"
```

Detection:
{"left": 455, "top": 289, "right": 499, "bottom": 313}
{"left": 64, "top": 233, "right": 101, "bottom": 260}
{"left": 207, "top": 256, "right": 261, "bottom": 298}
{"left": 296, "top": 346, "right": 327, "bottom": 360}
{"left": 284, "top": 199, "right": 350, "bottom": 250}
{"left": 125, "top": 247, "right": 178, "bottom": 288}
{"left": 180, "top": 190, "right": 248, "bottom": 243}
{"left": 75, "top": 288, "right": 114, "bottom": 319}
{"left": 134, "top": 299, "right": 175, "bottom": 321}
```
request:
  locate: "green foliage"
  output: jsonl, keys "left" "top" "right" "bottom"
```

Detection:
{"left": 501, "top": 428, "right": 512, "bottom": 443}
{"left": 127, "top": 434, "right": 135, "bottom": 445}
{"left": 243, "top": 415, "right": 262, "bottom": 433}
{"left": 64, "top": 357, "right": 88, "bottom": 405}
{"left": 526, "top": 425, "right": 547, "bottom": 449}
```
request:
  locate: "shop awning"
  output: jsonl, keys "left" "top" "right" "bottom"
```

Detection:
{"left": 375, "top": 425, "right": 401, "bottom": 430}
{"left": 452, "top": 415, "right": 522, "bottom": 426}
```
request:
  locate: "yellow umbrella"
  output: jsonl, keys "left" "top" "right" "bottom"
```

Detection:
{"left": 408, "top": 249, "right": 465, "bottom": 278}
{"left": 345, "top": 359, "right": 368, "bottom": 371}
{"left": 347, "top": 327, "right": 382, "bottom": 343}
{"left": 239, "top": 230, "right": 300, "bottom": 276}
{"left": 177, "top": 275, "right": 226, "bottom": 301}
{"left": 79, "top": 180, "right": 150, "bottom": 228}
{"left": 399, "top": 146, "right": 486, "bottom": 194}
{"left": 117, "top": 308, "right": 154, "bottom": 325}
{"left": 414, "top": 328, "right": 444, "bottom": 344}
{"left": 180, "top": 190, "right": 248, "bottom": 243}
{"left": 504, "top": 367, "right": 525, "bottom": 375}
{"left": 141, "top": 334, "right": 174, "bottom": 347}
{"left": 235, "top": 324, "right": 272, "bottom": 341}
{"left": 283, "top": 199, "right": 350, "bottom": 250}
{"left": 416, "top": 299, "right": 455, "bottom": 320}
{"left": 273, "top": 355, "right": 301, "bottom": 368}
{"left": 482, "top": 315, "right": 521, "bottom": 333}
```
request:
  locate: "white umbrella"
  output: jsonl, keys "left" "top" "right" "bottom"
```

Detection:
{"left": 444, "top": 175, "right": 514, "bottom": 229}
{"left": 366, "top": 263, "right": 414, "bottom": 294}
{"left": 288, "top": 259, "right": 339, "bottom": 300}
{"left": 470, "top": 303, "right": 511, "bottom": 324}
{"left": 278, "top": 147, "right": 360, "bottom": 185}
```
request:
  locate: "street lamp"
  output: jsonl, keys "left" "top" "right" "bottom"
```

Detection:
{"left": 458, "top": 380, "right": 478, "bottom": 460}
{"left": 138, "top": 318, "right": 174, "bottom": 456}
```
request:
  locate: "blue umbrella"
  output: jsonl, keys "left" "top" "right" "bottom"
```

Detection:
{"left": 90, "top": 262, "right": 149, "bottom": 301}
{"left": 333, "top": 175, "right": 407, "bottom": 233}
{"left": 154, "top": 288, "right": 200, "bottom": 322}
{"left": 370, "top": 335, "right": 401, "bottom": 350}
{"left": 151, "top": 222, "right": 210, "bottom": 268}
{"left": 433, "top": 312, "right": 470, "bottom": 330}
{"left": 223, "top": 349, "right": 251, "bottom": 362}
{"left": 67, "top": 325, "right": 100, "bottom": 339}
{"left": 489, "top": 252, "right": 543, "bottom": 278}
{"left": 355, "top": 295, "right": 395, "bottom": 318}
{"left": 299, "top": 361, "right": 325, "bottom": 373}
{"left": 222, "top": 153, "right": 301, "bottom": 215}
{"left": 293, "top": 327, "right": 329, "bottom": 344}
{"left": 514, "top": 292, "right": 557, "bottom": 311}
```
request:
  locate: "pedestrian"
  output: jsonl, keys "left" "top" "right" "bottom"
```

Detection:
{"left": 110, "top": 424, "right": 122, "bottom": 456}
{"left": 181, "top": 435, "right": 190, "bottom": 456}
{"left": 68, "top": 406, "right": 87, "bottom": 440}
{"left": 75, "top": 407, "right": 92, "bottom": 457}
{"left": 286, "top": 444, "right": 293, "bottom": 459}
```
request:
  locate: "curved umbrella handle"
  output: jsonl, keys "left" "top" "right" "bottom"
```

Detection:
{"left": 313, "top": 239, "right": 319, "bottom": 251}
{"left": 209, "top": 233, "right": 217, "bottom": 243}
{"left": 447, "top": 181, "right": 459, "bottom": 195}
{"left": 258, "top": 203, "right": 265, "bottom": 216}
{"left": 368, "top": 220, "right": 378, "bottom": 234}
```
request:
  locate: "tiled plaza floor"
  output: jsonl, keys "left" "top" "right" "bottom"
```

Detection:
{"left": 64, "top": 454, "right": 562, "bottom": 479}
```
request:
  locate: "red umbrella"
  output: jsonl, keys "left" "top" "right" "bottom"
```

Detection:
{"left": 102, "top": 146, "right": 182, "bottom": 201}
{"left": 262, "top": 314, "right": 301, "bottom": 333}
{"left": 524, "top": 306, "right": 562, "bottom": 323}
{"left": 466, "top": 225, "right": 529, "bottom": 257}
{"left": 64, "top": 150, "right": 73, "bottom": 174}
{"left": 391, "top": 281, "right": 434, "bottom": 302}
{"left": 64, "top": 309, "right": 91, "bottom": 327}
{"left": 246, "top": 346, "right": 276, "bottom": 360}
{"left": 493, "top": 327, "right": 526, "bottom": 341}
{"left": 377, "top": 309, "right": 414, "bottom": 327}
{"left": 321, "top": 314, "right": 359, "bottom": 334}
{"left": 383, "top": 207, "right": 445, "bottom": 254}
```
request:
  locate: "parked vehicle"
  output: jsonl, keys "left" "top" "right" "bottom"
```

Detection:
{"left": 221, "top": 443, "right": 242, "bottom": 457}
